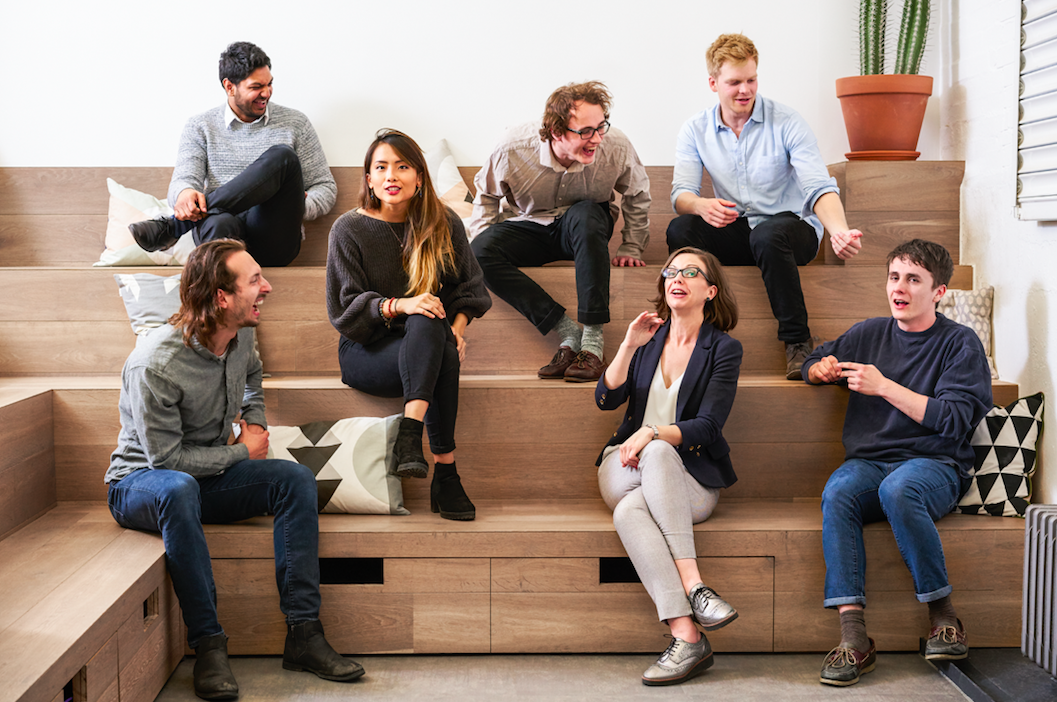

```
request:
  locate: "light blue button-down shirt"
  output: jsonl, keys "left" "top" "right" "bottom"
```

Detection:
{"left": 670, "top": 95, "right": 838, "bottom": 241}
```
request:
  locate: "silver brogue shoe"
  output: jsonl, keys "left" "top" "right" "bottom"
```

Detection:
{"left": 688, "top": 583, "right": 738, "bottom": 631}
{"left": 641, "top": 635, "right": 714, "bottom": 686}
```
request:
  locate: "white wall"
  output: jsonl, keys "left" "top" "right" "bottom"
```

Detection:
{"left": 1, "top": 0, "right": 922, "bottom": 168}
{"left": 941, "top": 0, "right": 1055, "bottom": 504}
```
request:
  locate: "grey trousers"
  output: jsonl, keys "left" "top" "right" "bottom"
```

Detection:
{"left": 598, "top": 441, "right": 721, "bottom": 622}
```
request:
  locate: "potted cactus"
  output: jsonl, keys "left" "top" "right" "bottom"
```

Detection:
{"left": 836, "top": 0, "right": 934, "bottom": 160}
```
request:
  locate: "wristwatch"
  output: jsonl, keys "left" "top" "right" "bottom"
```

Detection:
{"left": 646, "top": 424, "right": 659, "bottom": 440}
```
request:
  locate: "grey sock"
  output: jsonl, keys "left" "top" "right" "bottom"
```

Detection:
{"left": 839, "top": 609, "right": 870, "bottom": 652}
{"left": 581, "top": 324, "right": 604, "bottom": 359}
{"left": 553, "top": 315, "right": 581, "bottom": 351}
{"left": 928, "top": 595, "right": 959, "bottom": 630}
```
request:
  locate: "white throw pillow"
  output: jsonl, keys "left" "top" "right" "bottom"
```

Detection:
{"left": 95, "top": 178, "right": 192, "bottom": 267}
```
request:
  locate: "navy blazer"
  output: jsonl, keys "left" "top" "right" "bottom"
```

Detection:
{"left": 594, "top": 320, "right": 743, "bottom": 489}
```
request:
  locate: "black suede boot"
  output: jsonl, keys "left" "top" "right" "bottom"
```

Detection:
{"left": 193, "top": 633, "right": 238, "bottom": 700}
{"left": 393, "top": 416, "right": 428, "bottom": 478}
{"left": 283, "top": 620, "right": 365, "bottom": 682}
{"left": 431, "top": 462, "right": 475, "bottom": 521}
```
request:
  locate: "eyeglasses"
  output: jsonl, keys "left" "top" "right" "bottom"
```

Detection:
{"left": 566, "top": 120, "right": 611, "bottom": 140}
{"left": 661, "top": 266, "right": 710, "bottom": 281}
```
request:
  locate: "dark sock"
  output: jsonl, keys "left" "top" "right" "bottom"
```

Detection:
{"left": 839, "top": 609, "right": 869, "bottom": 652}
{"left": 928, "top": 595, "right": 959, "bottom": 630}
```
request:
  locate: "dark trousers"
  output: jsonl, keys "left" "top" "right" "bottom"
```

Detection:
{"left": 338, "top": 314, "right": 460, "bottom": 455}
{"left": 666, "top": 212, "right": 819, "bottom": 343}
{"left": 107, "top": 459, "right": 321, "bottom": 648}
{"left": 471, "top": 200, "right": 614, "bottom": 335}
{"left": 175, "top": 144, "right": 306, "bottom": 267}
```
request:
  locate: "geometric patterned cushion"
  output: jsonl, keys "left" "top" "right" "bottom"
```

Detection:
{"left": 113, "top": 272, "right": 181, "bottom": 335}
{"left": 956, "top": 392, "right": 1044, "bottom": 517}
{"left": 267, "top": 414, "right": 409, "bottom": 515}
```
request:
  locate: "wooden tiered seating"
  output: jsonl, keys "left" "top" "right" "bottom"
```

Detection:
{"left": 0, "top": 160, "right": 1021, "bottom": 700}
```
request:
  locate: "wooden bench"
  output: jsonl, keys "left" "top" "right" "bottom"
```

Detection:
{"left": 0, "top": 389, "right": 183, "bottom": 702}
{"left": 0, "top": 159, "right": 1022, "bottom": 701}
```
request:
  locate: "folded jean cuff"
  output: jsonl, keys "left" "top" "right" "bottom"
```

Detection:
{"left": 823, "top": 595, "right": 867, "bottom": 609}
{"left": 916, "top": 584, "right": 953, "bottom": 603}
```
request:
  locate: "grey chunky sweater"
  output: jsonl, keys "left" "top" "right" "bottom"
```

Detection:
{"left": 168, "top": 103, "right": 337, "bottom": 221}
{"left": 326, "top": 209, "right": 492, "bottom": 346}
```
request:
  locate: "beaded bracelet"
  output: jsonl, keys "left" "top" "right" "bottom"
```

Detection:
{"left": 379, "top": 297, "right": 392, "bottom": 328}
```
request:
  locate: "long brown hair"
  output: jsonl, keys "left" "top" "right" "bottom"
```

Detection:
{"left": 361, "top": 129, "right": 454, "bottom": 296}
{"left": 652, "top": 247, "right": 739, "bottom": 332}
{"left": 169, "top": 238, "right": 246, "bottom": 347}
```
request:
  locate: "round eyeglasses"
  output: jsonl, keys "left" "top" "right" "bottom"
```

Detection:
{"left": 566, "top": 120, "right": 611, "bottom": 140}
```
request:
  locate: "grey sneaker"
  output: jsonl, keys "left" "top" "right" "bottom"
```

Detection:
{"left": 688, "top": 583, "right": 738, "bottom": 631}
{"left": 785, "top": 339, "right": 814, "bottom": 380}
{"left": 642, "top": 635, "right": 713, "bottom": 686}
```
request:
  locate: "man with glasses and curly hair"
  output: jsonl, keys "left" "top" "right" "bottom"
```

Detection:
{"left": 470, "top": 81, "right": 651, "bottom": 383}
{"left": 667, "top": 33, "right": 864, "bottom": 380}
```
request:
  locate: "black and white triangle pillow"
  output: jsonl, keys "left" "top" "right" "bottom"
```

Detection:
{"left": 268, "top": 414, "right": 409, "bottom": 515}
{"left": 957, "top": 393, "right": 1044, "bottom": 518}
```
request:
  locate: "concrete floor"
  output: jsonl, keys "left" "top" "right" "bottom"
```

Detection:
{"left": 156, "top": 652, "right": 970, "bottom": 701}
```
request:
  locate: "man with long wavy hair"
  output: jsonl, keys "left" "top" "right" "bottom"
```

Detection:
{"left": 105, "top": 240, "right": 363, "bottom": 699}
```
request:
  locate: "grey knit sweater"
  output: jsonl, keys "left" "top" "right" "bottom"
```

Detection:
{"left": 326, "top": 209, "right": 492, "bottom": 346}
{"left": 168, "top": 103, "right": 336, "bottom": 221}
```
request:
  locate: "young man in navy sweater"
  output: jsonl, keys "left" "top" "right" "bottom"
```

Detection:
{"left": 801, "top": 240, "right": 992, "bottom": 686}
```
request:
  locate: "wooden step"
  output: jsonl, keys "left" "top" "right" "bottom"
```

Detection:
{"left": 0, "top": 265, "right": 975, "bottom": 376}
{"left": 824, "top": 161, "right": 963, "bottom": 266}
{"left": 0, "top": 503, "right": 182, "bottom": 702}
{"left": 32, "top": 374, "right": 1019, "bottom": 505}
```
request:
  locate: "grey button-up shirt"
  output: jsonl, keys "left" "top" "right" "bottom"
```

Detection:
{"left": 469, "top": 122, "right": 652, "bottom": 259}
{"left": 105, "top": 324, "right": 266, "bottom": 483}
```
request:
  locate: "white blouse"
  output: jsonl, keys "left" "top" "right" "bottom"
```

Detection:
{"left": 642, "top": 361, "right": 683, "bottom": 428}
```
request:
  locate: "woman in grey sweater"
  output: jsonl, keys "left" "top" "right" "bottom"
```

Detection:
{"left": 326, "top": 130, "right": 491, "bottom": 520}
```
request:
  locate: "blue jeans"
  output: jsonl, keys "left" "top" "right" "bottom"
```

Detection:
{"left": 821, "top": 457, "right": 965, "bottom": 608}
{"left": 107, "top": 459, "right": 321, "bottom": 647}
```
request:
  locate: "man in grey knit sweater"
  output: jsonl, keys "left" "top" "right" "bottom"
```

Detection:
{"left": 130, "top": 42, "right": 336, "bottom": 267}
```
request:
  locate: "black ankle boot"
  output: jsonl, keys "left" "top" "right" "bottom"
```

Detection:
{"left": 431, "top": 462, "right": 475, "bottom": 521}
{"left": 193, "top": 633, "right": 238, "bottom": 700}
{"left": 393, "top": 416, "right": 428, "bottom": 478}
{"left": 283, "top": 620, "right": 365, "bottom": 682}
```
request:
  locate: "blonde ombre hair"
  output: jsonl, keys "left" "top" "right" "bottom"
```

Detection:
{"left": 361, "top": 129, "right": 454, "bottom": 296}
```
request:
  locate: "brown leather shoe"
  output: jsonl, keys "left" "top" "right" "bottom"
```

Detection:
{"left": 539, "top": 346, "right": 578, "bottom": 379}
{"left": 564, "top": 350, "right": 605, "bottom": 383}
{"left": 785, "top": 339, "right": 814, "bottom": 380}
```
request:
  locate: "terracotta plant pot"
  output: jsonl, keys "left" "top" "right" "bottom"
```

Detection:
{"left": 835, "top": 74, "right": 933, "bottom": 161}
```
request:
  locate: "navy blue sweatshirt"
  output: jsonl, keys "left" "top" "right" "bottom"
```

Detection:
{"left": 801, "top": 314, "right": 992, "bottom": 476}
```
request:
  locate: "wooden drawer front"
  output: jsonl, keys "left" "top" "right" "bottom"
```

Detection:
{"left": 117, "top": 574, "right": 183, "bottom": 702}
{"left": 213, "top": 558, "right": 490, "bottom": 655}
{"left": 490, "top": 557, "right": 773, "bottom": 653}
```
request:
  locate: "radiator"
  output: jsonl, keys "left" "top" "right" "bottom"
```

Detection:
{"left": 1023, "top": 504, "right": 1057, "bottom": 676}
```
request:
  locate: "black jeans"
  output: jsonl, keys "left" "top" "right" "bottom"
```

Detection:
{"left": 471, "top": 200, "right": 614, "bottom": 334}
{"left": 666, "top": 212, "right": 819, "bottom": 343}
{"left": 337, "top": 314, "right": 460, "bottom": 455}
{"left": 175, "top": 144, "right": 306, "bottom": 267}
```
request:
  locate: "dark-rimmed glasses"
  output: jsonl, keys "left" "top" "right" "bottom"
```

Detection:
{"left": 566, "top": 120, "right": 611, "bottom": 140}
{"left": 661, "top": 266, "right": 710, "bottom": 282}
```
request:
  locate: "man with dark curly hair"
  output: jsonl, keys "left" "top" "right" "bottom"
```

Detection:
{"left": 129, "top": 42, "right": 336, "bottom": 267}
{"left": 470, "top": 81, "right": 651, "bottom": 383}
